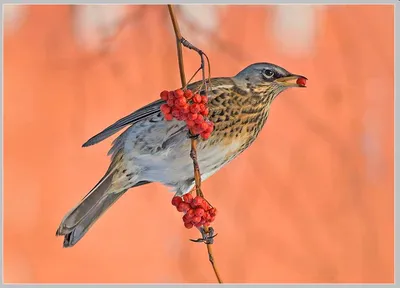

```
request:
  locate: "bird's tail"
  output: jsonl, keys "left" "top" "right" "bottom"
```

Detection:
{"left": 56, "top": 169, "right": 127, "bottom": 248}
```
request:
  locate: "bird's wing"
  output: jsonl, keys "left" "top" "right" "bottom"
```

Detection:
{"left": 82, "top": 99, "right": 165, "bottom": 147}
{"left": 81, "top": 78, "right": 233, "bottom": 148}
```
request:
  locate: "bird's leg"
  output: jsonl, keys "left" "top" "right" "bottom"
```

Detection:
{"left": 190, "top": 227, "right": 218, "bottom": 244}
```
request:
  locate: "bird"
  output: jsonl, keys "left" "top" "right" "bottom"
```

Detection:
{"left": 56, "top": 62, "right": 307, "bottom": 247}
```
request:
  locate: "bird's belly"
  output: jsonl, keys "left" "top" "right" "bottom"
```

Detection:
{"left": 128, "top": 136, "right": 242, "bottom": 192}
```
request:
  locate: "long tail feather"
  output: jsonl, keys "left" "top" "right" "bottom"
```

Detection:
{"left": 56, "top": 169, "right": 125, "bottom": 247}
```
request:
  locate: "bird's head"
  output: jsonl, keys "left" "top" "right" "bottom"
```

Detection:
{"left": 234, "top": 62, "right": 307, "bottom": 98}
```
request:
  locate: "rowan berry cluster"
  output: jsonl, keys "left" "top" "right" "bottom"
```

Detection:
{"left": 160, "top": 89, "right": 214, "bottom": 140}
{"left": 171, "top": 194, "right": 217, "bottom": 229}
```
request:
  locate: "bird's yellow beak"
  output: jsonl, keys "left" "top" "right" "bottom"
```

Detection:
{"left": 275, "top": 74, "right": 307, "bottom": 87}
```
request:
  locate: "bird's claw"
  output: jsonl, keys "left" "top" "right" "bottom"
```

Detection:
{"left": 190, "top": 227, "right": 217, "bottom": 244}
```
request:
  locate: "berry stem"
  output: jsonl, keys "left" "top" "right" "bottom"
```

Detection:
{"left": 167, "top": 4, "right": 222, "bottom": 284}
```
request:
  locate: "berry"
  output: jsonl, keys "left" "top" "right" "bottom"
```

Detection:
{"left": 209, "top": 207, "right": 217, "bottom": 216}
{"left": 194, "top": 114, "right": 204, "bottom": 124}
{"left": 180, "top": 104, "right": 190, "bottom": 114}
{"left": 186, "top": 208, "right": 195, "bottom": 218}
{"left": 175, "top": 97, "right": 187, "bottom": 107}
{"left": 164, "top": 113, "right": 173, "bottom": 121}
{"left": 177, "top": 202, "right": 191, "bottom": 213}
{"left": 193, "top": 94, "right": 202, "bottom": 103}
{"left": 206, "top": 123, "right": 214, "bottom": 133}
{"left": 192, "top": 216, "right": 201, "bottom": 224}
{"left": 192, "top": 196, "right": 204, "bottom": 208}
{"left": 171, "top": 109, "right": 181, "bottom": 118}
{"left": 184, "top": 89, "right": 193, "bottom": 99}
{"left": 296, "top": 77, "right": 307, "bottom": 87}
{"left": 183, "top": 193, "right": 193, "bottom": 203}
{"left": 201, "top": 107, "right": 209, "bottom": 116}
{"left": 198, "top": 103, "right": 206, "bottom": 112}
{"left": 201, "top": 132, "right": 211, "bottom": 140}
{"left": 194, "top": 208, "right": 205, "bottom": 217}
{"left": 186, "top": 120, "right": 195, "bottom": 127}
{"left": 160, "top": 90, "right": 169, "bottom": 100}
{"left": 175, "top": 89, "right": 184, "bottom": 97}
{"left": 171, "top": 196, "right": 182, "bottom": 207}
{"left": 168, "top": 91, "right": 176, "bottom": 100}
{"left": 187, "top": 113, "right": 198, "bottom": 121}
{"left": 190, "top": 104, "right": 201, "bottom": 114}
{"left": 183, "top": 213, "right": 193, "bottom": 223}
{"left": 160, "top": 104, "right": 171, "bottom": 114}
{"left": 191, "top": 125, "right": 203, "bottom": 135}
{"left": 201, "top": 95, "right": 208, "bottom": 104}
{"left": 200, "top": 122, "right": 209, "bottom": 131}
{"left": 184, "top": 222, "right": 194, "bottom": 229}
{"left": 167, "top": 99, "right": 175, "bottom": 107}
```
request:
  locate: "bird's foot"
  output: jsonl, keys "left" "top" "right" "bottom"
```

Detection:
{"left": 190, "top": 227, "right": 218, "bottom": 245}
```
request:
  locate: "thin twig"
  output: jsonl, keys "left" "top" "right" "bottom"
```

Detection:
{"left": 167, "top": 4, "right": 223, "bottom": 284}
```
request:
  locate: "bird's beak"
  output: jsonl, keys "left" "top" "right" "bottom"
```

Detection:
{"left": 275, "top": 74, "right": 308, "bottom": 88}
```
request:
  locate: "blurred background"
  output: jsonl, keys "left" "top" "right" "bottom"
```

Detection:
{"left": 3, "top": 4, "right": 394, "bottom": 283}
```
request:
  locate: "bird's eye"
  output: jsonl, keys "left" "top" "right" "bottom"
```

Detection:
{"left": 262, "top": 69, "right": 275, "bottom": 79}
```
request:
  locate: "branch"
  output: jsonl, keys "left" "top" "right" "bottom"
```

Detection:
{"left": 167, "top": 4, "right": 223, "bottom": 284}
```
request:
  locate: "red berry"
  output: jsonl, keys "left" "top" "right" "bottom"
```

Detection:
{"left": 187, "top": 113, "right": 198, "bottom": 121}
{"left": 168, "top": 91, "right": 176, "bottom": 100}
{"left": 203, "top": 201, "right": 211, "bottom": 210}
{"left": 194, "top": 222, "right": 203, "bottom": 228}
{"left": 184, "top": 222, "right": 194, "bottom": 229}
{"left": 184, "top": 90, "right": 193, "bottom": 99}
{"left": 183, "top": 193, "right": 193, "bottom": 203}
{"left": 175, "top": 89, "right": 184, "bottom": 97}
{"left": 164, "top": 113, "right": 173, "bottom": 121}
{"left": 160, "top": 90, "right": 169, "bottom": 100}
{"left": 191, "top": 125, "right": 203, "bottom": 135}
{"left": 177, "top": 202, "right": 191, "bottom": 213}
{"left": 194, "top": 208, "right": 205, "bottom": 217}
{"left": 201, "top": 107, "right": 209, "bottom": 116}
{"left": 183, "top": 213, "right": 193, "bottom": 223}
{"left": 209, "top": 207, "right": 217, "bottom": 216}
{"left": 192, "top": 216, "right": 201, "bottom": 224}
{"left": 186, "top": 120, "right": 195, "bottom": 127}
{"left": 180, "top": 104, "right": 190, "bottom": 114}
{"left": 160, "top": 104, "right": 171, "bottom": 114}
{"left": 167, "top": 99, "right": 175, "bottom": 107}
{"left": 190, "top": 104, "right": 201, "bottom": 114}
{"left": 172, "top": 109, "right": 181, "bottom": 118}
{"left": 206, "top": 123, "right": 214, "bottom": 133}
{"left": 201, "top": 132, "right": 211, "bottom": 140}
{"left": 194, "top": 114, "right": 204, "bottom": 124}
{"left": 200, "top": 122, "right": 209, "bottom": 131}
{"left": 198, "top": 103, "right": 206, "bottom": 112}
{"left": 296, "top": 77, "right": 307, "bottom": 87}
{"left": 199, "top": 218, "right": 207, "bottom": 225}
{"left": 186, "top": 208, "right": 195, "bottom": 218}
{"left": 193, "top": 94, "right": 202, "bottom": 103}
{"left": 171, "top": 196, "right": 182, "bottom": 207}
{"left": 203, "top": 222, "right": 210, "bottom": 227}
{"left": 201, "top": 95, "right": 208, "bottom": 103}
{"left": 192, "top": 196, "right": 204, "bottom": 208}
{"left": 175, "top": 97, "right": 187, "bottom": 107}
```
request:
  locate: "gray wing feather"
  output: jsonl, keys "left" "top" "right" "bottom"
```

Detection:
{"left": 82, "top": 99, "right": 165, "bottom": 147}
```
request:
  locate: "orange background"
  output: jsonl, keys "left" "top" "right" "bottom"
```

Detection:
{"left": 4, "top": 4, "right": 394, "bottom": 283}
